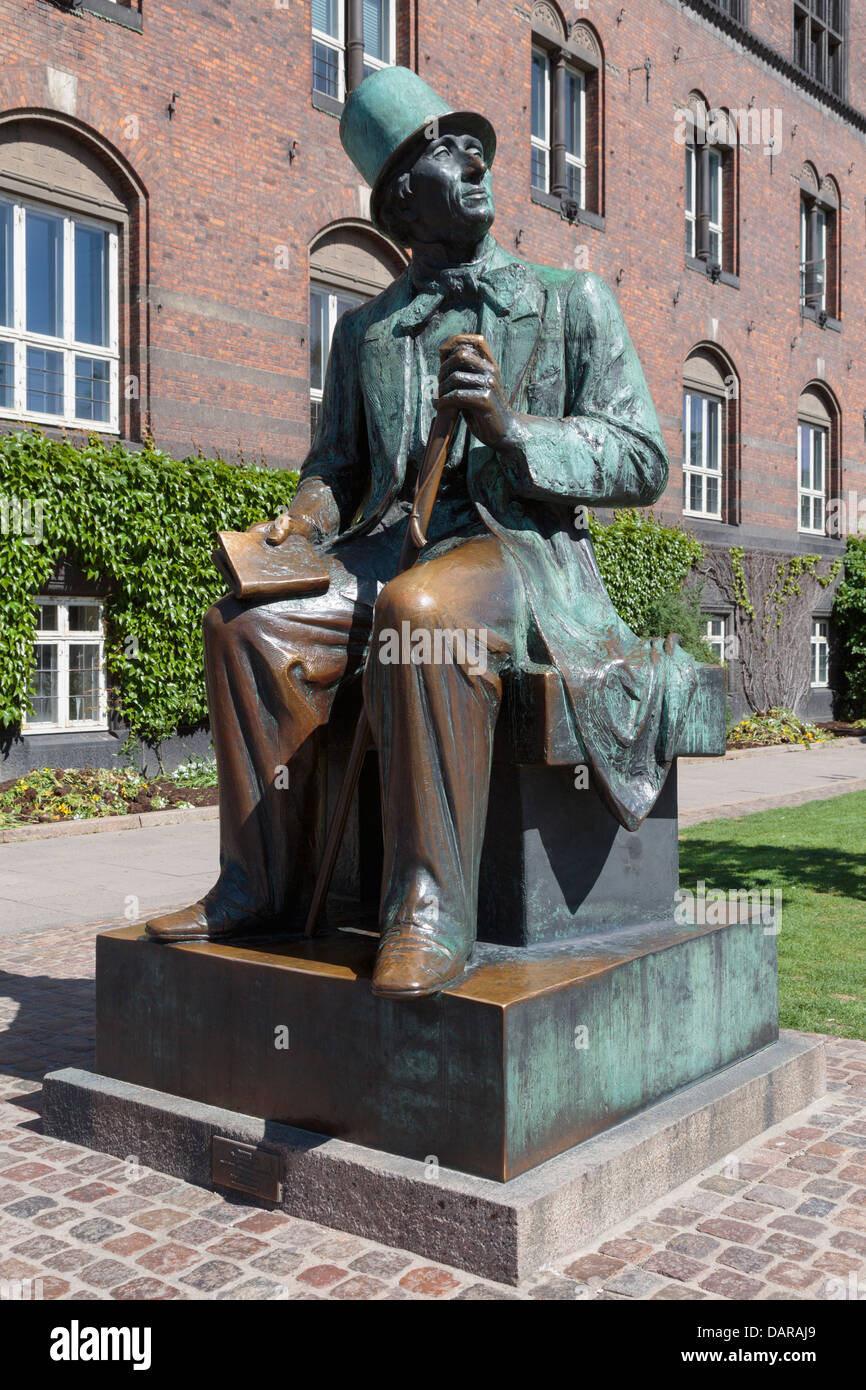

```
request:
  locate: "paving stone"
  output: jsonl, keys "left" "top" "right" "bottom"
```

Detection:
{"left": 113, "top": 1277, "right": 183, "bottom": 1300}
{"left": 527, "top": 1277, "right": 587, "bottom": 1300}
{"left": 62, "top": 1182, "right": 118, "bottom": 1203}
{"left": 350, "top": 1248, "right": 415, "bottom": 1278}
{"left": 642, "top": 1250, "right": 707, "bottom": 1282}
{"left": 697, "top": 1216, "right": 763, "bottom": 1244}
{"left": 603, "top": 1268, "right": 665, "bottom": 1298}
{"left": 796, "top": 1197, "right": 836, "bottom": 1218}
{"left": 700, "top": 1268, "right": 764, "bottom": 1298}
{"left": 205, "top": 1233, "right": 268, "bottom": 1261}
{"left": 331, "top": 1274, "right": 388, "bottom": 1299}
{"left": 297, "top": 1263, "right": 351, "bottom": 1290}
{"left": 455, "top": 1282, "right": 518, "bottom": 1299}
{"left": 79, "top": 1259, "right": 136, "bottom": 1290}
{"left": 759, "top": 1233, "right": 817, "bottom": 1261}
{"left": 136, "top": 1243, "right": 201, "bottom": 1276}
{"left": 651, "top": 1284, "right": 707, "bottom": 1299}
{"left": 179, "top": 1260, "right": 242, "bottom": 1292}
{"left": 398, "top": 1266, "right": 463, "bottom": 1297}
{"left": 101, "top": 1232, "right": 154, "bottom": 1257}
{"left": 598, "top": 1238, "right": 654, "bottom": 1262}
{"left": 216, "top": 1277, "right": 287, "bottom": 1300}
{"left": 743, "top": 1184, "right": 798, "bottom": 1209}
{"left": 68, "top": 1217, "right": 124, "bottom": 1244}
{"left": 717, "top": 1244, "right": 774, "bottom": 1274}
{"left": 562, "top": 1252, "right": 625, "bottom": 1281}
{"left": 249, "top": 1248, "right": 305, "bottom": 1277}
{"left": 765, "top": 1261, "right": 823, "bottom": 1290}
{"left": 666, "top": 1233, "right": 720, "bottom": 1259}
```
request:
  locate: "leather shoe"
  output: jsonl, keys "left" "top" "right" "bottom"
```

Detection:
{"left": 145, "top": 900, "right": 273, "bottom": 943}
{"left": 371, "top": 918, "right": 472, "bottom": 998}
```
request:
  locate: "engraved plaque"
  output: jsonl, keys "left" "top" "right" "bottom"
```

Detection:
{"left": 212, "top": 1136, "right": 282, "bottom": 1202}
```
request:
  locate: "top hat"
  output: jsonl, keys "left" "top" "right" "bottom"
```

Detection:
{"left": 339, "top": 66, "right": 496, "bottom": 232}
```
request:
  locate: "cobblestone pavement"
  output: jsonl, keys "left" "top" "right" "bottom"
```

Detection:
{"left": 1, "top": 918, "right": 865, "bottom": 1300}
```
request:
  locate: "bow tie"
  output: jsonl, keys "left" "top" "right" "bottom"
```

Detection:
{"left": 401, "top": 261, "right": 519, "bottom": 332}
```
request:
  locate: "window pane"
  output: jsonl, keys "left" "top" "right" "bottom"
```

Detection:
{"left": 75, "top": 356, "right": 110, "bottom": 422}
{"left": 531, "top": 50, "right": 548, "bottom": 141}
{"left": 531, "top": 145, "right": 548, "bottom": 192}
{"left": 36, "top": 601, "right": 59, "bottom": 632}
{"left": 29, "top": 643, "right": 58, "bottom": 723}
{"left": 310, "top": 289, "right": 326, "bottom": 392}
{"left": 363, "top": 0, "right": 388, "bottom": 62}
{"left": 708, "top": 149, "right": 722, "bottom": 225}
{"left": 799, "top": 424, "right": 810, "bottom": 487}
{"left": 812, "top": 429, "right": 824, "bottom": 492}
{"left": 706, "top": 399, "right": 721, "bottom": 472}
{"left": 68, "top": 602, "right": 101, "bottom": 633}
{"left": 25, "top": 209, "right": 64, "bottom": 338}
{"left": 312, "top": 0, "right": 340, "bottom": 37}
{"left": 0, "top": 340, "right": 13, "bottom": 410}
{"left": 689, "top": 395, "right": 702, "bottom": 470}
{"left": 708, "top": 228, "right": 722, "bottom": 263}
{"left": 800, "top": 493, "right": 811, "bottom": 529}
{"left": 565, "top": 68, "right": 583, "bottom": 159}
{"left": 68, "top": 643, "right": 101, "bottom": 722}
{"left": 706, "top": 474, "right": 719, "bottom": 515}
{"left": 74, "top": 224, "right": 109, "bottom": 347}
{"left": 0, "top": 201, "right": 12, "bottom": 328}
{"left": 312, "top": 39, "right": 341, "bottom": 96}
{"left": 813, "top": 496, "right": 824, "bottom": 532}
{"left": 26, "top": 346, "right": 64, "bottom": 415}
{"left": 565, "top": 160, "right": 583, "bottom": 202}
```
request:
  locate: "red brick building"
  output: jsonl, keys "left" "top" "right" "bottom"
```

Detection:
{"left": 0, "top": 0, "right": 862, "bottom": 762}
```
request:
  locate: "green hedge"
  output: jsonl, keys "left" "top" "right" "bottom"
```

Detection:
{"left": 833, "top": 535, "right": 866, "bottom": 718}
{"left": 588, "top": 508, "right": 706, "bottom": 639}
{"left": 0, "top": 431, "right": 297, "bottom": 742}
{"left": 0, "top": 433, "right": 707, "bottom": 746}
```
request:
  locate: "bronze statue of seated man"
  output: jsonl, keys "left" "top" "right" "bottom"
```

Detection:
{"left": 146, "top": 67, "right": 699, "bottom": 999}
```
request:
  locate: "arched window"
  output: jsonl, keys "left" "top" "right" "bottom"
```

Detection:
{"left": 682, "top": 346, "right": 739, "bottom": 523}
{"left": 308, "top": 220, "right": 406, "bottom": 438}
{"left": 797, "top": 383, "right": 839, "bottom": 535}
{"left": 799, "top": 165, "right": 840, "bottom": 323}
{"left": 0, "top": 116, "right": 141, "bottom": 437}
{"left": 530, "top": 6, "right": 603, "bottom": 219}
{"left": 682, "top": 93, "right": 737, "bottom": 279}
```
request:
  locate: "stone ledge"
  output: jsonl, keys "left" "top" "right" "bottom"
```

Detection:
{"left": 43, "top": 1031, "right": 825, "bottom": 1284}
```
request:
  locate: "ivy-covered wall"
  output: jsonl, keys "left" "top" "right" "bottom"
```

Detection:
{"left": 0, "top": 431, "right": 298, "bottom": 745}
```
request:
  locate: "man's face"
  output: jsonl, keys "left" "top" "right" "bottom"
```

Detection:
{"left": 403, "top": 132, "right": 494, "bottom": 246}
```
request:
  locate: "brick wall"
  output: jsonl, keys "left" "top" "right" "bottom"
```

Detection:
{"left": 1, "top": 0, "right": 863, "bottom": 607}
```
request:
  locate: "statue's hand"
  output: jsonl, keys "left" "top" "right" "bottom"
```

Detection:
{"left": 437, "top": 339, "right": 516, "bottom": 449}
{"left": 246, "top": 514, "right": 315, "bottom": 546}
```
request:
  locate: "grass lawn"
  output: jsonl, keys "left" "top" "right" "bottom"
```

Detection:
{"left": 679, "top": 791, "right": 866, "bottom": 1040}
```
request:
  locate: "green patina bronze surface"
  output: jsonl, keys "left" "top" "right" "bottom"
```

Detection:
{"left": 96, "top": 919, "right": 777, "bottom": 1182}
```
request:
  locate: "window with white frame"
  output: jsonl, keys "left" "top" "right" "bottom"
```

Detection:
{"left": 683, "top": 390, "right": 723, "bottom": 519}
{"left": 312, "top": 0, "right": 395, "bottom": 102}
{"left": 25, "top": 598, "right": 108, "bottom": 733}
{"left": 704, "top": 615, "right": 727, "bottom": 663}
{"left": 685, "top": 142, "right": 723, "bottom": 264}
{"left": 0, "top": 196, "right": 118, "bottom": 430}
{"left": 811, "top": 618, "right": 829, "bottom": 687}
{"left": 309, "top": 283, "right": 366, "bottom": 439}
{"left": 531, "top": 47, "right": 585, "bottom": 203}
{"left": 798, "top": 420, "right": 826, "bottom": 534}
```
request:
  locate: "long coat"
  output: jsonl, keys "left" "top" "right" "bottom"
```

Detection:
{"left": 300, "top": 238, "right": 698, "bottom": 829}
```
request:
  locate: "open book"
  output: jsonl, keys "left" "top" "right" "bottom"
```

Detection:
{"left": 214, "top": 529, "right": 330, "bottom": 601}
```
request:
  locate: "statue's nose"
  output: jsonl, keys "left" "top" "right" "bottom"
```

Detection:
{"left": 465, "top": 151, "right": 487, "bottom": 179}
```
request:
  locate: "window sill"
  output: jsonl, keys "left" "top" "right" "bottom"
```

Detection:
{"left": 685, "top": 256, "right": 739, "bottom": 289}
{"left": 311, "top": 90, "right": 345, "bottom": 120}
{"left": 46, "top": 1, "right": 143, "bottom": 33}
{"left": 800, "top": 306, "right": 842, "bottom": 333}
{"left": 530, "top": 190, "right": 604, "bottom": 230}
{"left": 0, "top": 411, "right": 119, "bottom": 435}
{"left": 683, "top": 510, "right": 724, "bottom": 523}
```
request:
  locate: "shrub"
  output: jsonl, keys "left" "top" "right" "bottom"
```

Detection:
{"left": 833, "top": 535, "right": 866, "bottom": 718}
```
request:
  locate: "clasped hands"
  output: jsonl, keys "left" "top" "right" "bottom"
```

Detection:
{"left": 258, "top": 334, "right": 516, "bottom": 547}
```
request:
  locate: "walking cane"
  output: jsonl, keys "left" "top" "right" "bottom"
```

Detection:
{"left": 303, "top": 333, "right": 494, "bottom": 939}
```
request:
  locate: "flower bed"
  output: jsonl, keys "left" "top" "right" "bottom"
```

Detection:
{"left": 0, "top": 757, "right": 218, "bottom": 828}
{"left": 727, "top": 708, "right": 829, "bottom": 750}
